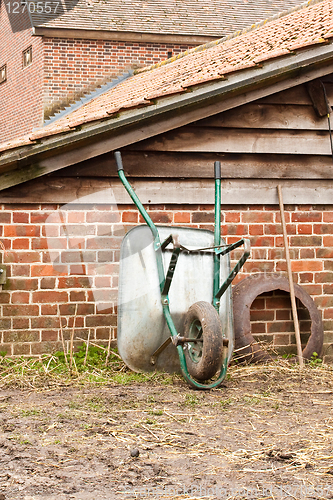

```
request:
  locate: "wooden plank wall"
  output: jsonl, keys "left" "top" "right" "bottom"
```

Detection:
{"left": 1, "top": 80, "right": 333, "bottom": 205}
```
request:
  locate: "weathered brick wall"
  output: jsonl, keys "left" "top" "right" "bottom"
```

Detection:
{"left": 0, "top": 203, "right": 332, "bottom": 361}
{"left": 0, "top": 5, "right": 44, "bottom": 143}
{"left": 43, "top": 38, "right": 194, "bottom": 118}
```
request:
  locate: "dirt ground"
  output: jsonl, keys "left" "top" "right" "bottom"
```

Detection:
{"left": 0, "top": 363, "right": 333, "bottom": 500}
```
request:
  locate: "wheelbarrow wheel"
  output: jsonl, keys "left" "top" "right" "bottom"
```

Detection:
{"left": 183, "top": 301, "right": 224, "bottom": 381}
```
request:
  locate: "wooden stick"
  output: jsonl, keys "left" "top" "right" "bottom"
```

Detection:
{"left": 69, "top": 303, "right": 78, "bottom": 373}
{"left": 83, "top": 329, "right": 91, "bottom": 367}
{"left": 57, "top": 304, "right": 69, "bottom": 370}
{"left": 277, "top": 185, "right": 303, "bottom": 367}
{"left": 105, "top": 329, "right": 112, "bottom": 366}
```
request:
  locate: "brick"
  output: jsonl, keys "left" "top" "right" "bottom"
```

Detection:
{"left": 323, "top": 235, "right": 333, "bottom": 246}
{"left": 291, "top": 212, "right": 322, "bottom": 222}
{"left": 273, "top": 333, "right": 292, "bottom": 344}
{"left": 12, "top": 238, "right": 30, "bottom": 250}
{"left": 315, "top": 272, "right": 333, "bottom": 284}
{"left": 41, "top": 304, "right": 58, "bottom": 315}
{"left": 249, "top": 236, "right": 275, "bottom": 247}
{"left": 251, "top": 298, "right": 265, "bottom": 309}
{"left": 290, "top": 260, "right": 323, "bottom": 272}
{"left": 13, "top": 212, "right": 29, "bottom": 223}
{"left": 12, "top": 318, "right": 30, "bottom": 330}
{"left": 4, "top": 331, "right": 40, "bottom": 343}
{"left": 31, "top": 316, "right": 61, "bottom": 329}
{"left": 5, "top": 278, "right": 39, "bottom": 291}
{"left": 297, "top": 224, "right": 313, "bottom": 235}
{"left": 41, "top": 331, "right": 59, "bottom": 342}
{"left": 290, "top": 236, "right": 322, "bottom": 247}
{"left": 86, "top": 314, "right": 116, "bottom": 327}
{"left": 323, "top": 212, "right": 333, "bottom": 222}
{"left": 276, "top": 309, "right": 291, "bottom": 320}
{"left": 67, "top": 212, "right": 86, "bottom": 223}
{"left": 4, "top": 225, "right": 40, "bottom": 237}
{"left": 316, "top": 247, "right": 333, "bottom": 259}
{"left": 225, "top": 212, "right": 240, "bottom": 223}
{"left": 70, "top": 291, "right": 86, "bottom": 302}
{"left": 11, "top": 264, "right": 31, "bottom": 277}
{"left": 299, "top": 272, "right": 314, "bottom": 283}
{"left": 86, "top": 212, "right": 121, "bottom": 223}
{"left": 266, "top": 296, "right": 291, "bottom": 309}
{"left": 299, "top": 248, "right": 315, "bottom": 259}
{"left": 3, "top": 305, "right": 39, "bottom": 316}
{"left": 313, "top": 224, "right": 333, "bottom": 234}
{"left": 299, "top": 284, "right": 322, "bottom": 295}
{"left": 192, "top": 212, "right": 215, "bottom": 223}
{"left": 224, "top": 224, "right": 248, "bottom": 235}
{"left": 32, "top": 291, "right": 68, "bottom": 303}
{"left": 95, "top": 327, "right": 112, "bottom": 339}
{"left": 251, "top": 323, "right": 266, "bottom": 334}
{"left": 250, "top": 310, "right": 274, "bottom": 321}
{"left": 0, "top": 318, "right": 11, "bottom": 329}
{"left": 122, "top": 211, "right": 139, "bottom": 223}
{"left": 324, "top": 284, "right": 333, "bottom": 294}
{"left": 243, "top": 212, "right": 274, "bottom": 223}
{"left": 40, "top": 277, "right": 56, "bottom": 289}
{"left": 58, "top": 276, "right": 90, "bottom": 289}
{"left": 31, "top": 341, "right": 63, "bottom": 355}
{"left": 12, "top": 343, "right": 31, "bottom": 355}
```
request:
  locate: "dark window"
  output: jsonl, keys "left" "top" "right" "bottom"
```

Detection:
{"left": 23, "top": 46, "right": 32, "bottom": 68}
{"left": 0, "top": 65, "right": 6, "bottom": 84}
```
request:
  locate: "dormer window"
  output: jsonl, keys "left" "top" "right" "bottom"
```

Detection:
{"left": 23, "top": 46, "right": 32, "bottom": 68}
{"left": 0, "top": 65, "right": 6, "bottom": 84}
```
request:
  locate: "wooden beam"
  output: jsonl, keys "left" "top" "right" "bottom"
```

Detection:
{"left": 56, "top": 151, "right": 333, "bottom": 180}
{"left": 194, "top": 104, "right": 327, "bottom": 130}
{"left": 1, "top": 177, "right": 333, "bottom": 205}
{"left": 33, "top": 27, "right": 215, "bottom": 44}
{"left": 132, "top": 127, "right": 333, "bottom": 155}
{"left": 257, "top": 83, "right": 333, "bottom": 105}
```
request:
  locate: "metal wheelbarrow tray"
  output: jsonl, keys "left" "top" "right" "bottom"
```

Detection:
{"left": 115, "top": 152, "right": 250, "bottom": 389}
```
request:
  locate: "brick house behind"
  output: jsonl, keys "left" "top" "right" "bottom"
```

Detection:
{"left": 0, "top": 0, "right": 304, "bottom": 143}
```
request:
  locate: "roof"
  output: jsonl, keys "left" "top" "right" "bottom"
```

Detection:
{"left": 1, "top": 0, "right": 333, "bottom": 184}
{"left": 31, "top": 0, "right": 304, "bottom": 37}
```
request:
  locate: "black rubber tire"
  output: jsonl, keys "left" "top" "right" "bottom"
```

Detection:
{"left": 232, "top": 274, "right": 324, "bottom": 363}
{"left": 183, "top": 301, "right": 224, "bottom": 381}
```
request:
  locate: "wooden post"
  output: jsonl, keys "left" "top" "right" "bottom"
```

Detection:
{"left": 277, "top": 185, "right": 303, "bottom": 367}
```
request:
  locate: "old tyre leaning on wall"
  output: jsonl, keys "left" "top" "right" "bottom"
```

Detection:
{"left": 183, "top": 301, "right": 224, "bottom": 380}
{"left": 232, "top": 274, "right": 324, "bottom": 363}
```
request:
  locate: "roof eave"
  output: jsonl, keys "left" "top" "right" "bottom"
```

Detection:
{"left": 1, "top": 42, "right": 333, "bottom": 191}
{"left": 32, "top": 26, "right": 217, "bottom": 44}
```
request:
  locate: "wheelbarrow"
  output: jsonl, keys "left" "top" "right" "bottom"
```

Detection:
{"left": 114, "top": 152, "right": 250, "bottom": 389}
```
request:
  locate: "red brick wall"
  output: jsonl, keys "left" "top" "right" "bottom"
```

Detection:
{"left": 0, "top": 203, "right": 332, "bottom": 361}
{"left": 0, "top": 4, "right": 44, "bottom": 143}
{"left": 43, "top": 38, "right": 194, "bottom": 118}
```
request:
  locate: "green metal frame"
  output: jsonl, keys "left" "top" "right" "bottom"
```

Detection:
{"left": 114, "top": 152, "right": 250, "bottom": 389}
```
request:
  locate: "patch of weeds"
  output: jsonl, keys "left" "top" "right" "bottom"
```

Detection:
{"left": 184, "top": 393, "right": 199, "bottom": 407}
{"left": 21, "top": 439, "right": 32, "bottom": 445}
{"left": 219, "top": 397, "right": 233, "bottom": 409}
{"left": 145, "top": 418, "right": 156, "bottom": 425}
{"left": 308, "top": 352, "right": 323, "bottom": 367}
{"left": 20, "top": 408, "right": 43, "bottom": 417}
{"left": 243, "top": 395, "right": 261, "bottom": 405}
{"left": 68, "top": 401, "right": 82, "bottom": 410}
{"left": 87, "top": 397, "right": 106, "bottom": 413}
{"left": 149, "top": 409, "right": 163, "bottom": 416}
